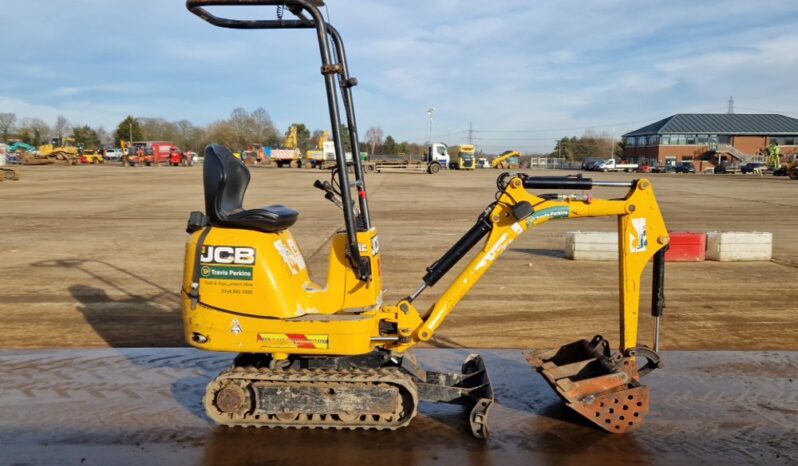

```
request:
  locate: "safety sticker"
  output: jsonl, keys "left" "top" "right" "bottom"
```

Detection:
{"left": 230, "top": 318, "right": 243, "bottom": 335}
{"left": 475, "top": 232, "right": 509, "bottom": 271}
{"left": 274, "top": 239, "right": 306, "bottom": 275}
{"left": 371, "top": 236, "right": 381, "bottom": 255}
{"left": 257, "top": 333, "right": 329, "bottom": 349}
{"left": 630, "top": 218, "right": 648, "bottom": 253}
{"left": 511, "top": 222, "right": 523, "bottom": 235}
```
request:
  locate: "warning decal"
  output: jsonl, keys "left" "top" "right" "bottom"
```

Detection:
{"left": 257, "top": 333, "right": 329, "bottom": 349}
{"left": 630, "top": 218, "right": 648, "bottom": 253}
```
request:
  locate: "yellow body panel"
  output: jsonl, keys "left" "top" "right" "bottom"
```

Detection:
{"left": 182, "top": 226, "right": 384, "bottom": 355}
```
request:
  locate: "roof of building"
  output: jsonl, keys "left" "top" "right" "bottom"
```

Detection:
{"left": 623, "top": 113, "right": 798, "bottom": 137}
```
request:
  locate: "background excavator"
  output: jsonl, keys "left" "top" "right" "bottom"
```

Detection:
{"left": 491, "top": 149, "right": 521, "bottom": 169}
{"left": 183, "top": 0, "right": 668, "bottom": 439}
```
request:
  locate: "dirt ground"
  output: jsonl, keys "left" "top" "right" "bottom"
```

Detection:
{"left": 1, "top": 164, "right": 797, "bottom": 350}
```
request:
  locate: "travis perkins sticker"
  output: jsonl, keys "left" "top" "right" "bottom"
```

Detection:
{"left": 524, "top": 206, "right": 571, "bottom": 228}
{"left": 200, "top": 246, "right": 256, "bottom": 281}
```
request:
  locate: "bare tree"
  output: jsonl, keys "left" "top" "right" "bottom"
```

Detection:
{"left": 94, "top": 126, "right": 112, "bottom": 147}
{"left": 175, "top": 120, "right": 200, "bottom": 151}
{"left": 365, "top": 126, "right": 383, "bottom": 156}
{"left": 309, "top": 129, "right": 326, "bottom": 150}
{"left": 229, "top": 108, "right": 256, "bottom": 150}
{"left": 0, "top": 113, "right": 16, "bottom": 143}
{"left": 17, "top": 117, "right": 51, "bottom": 145}
{"left": 53, "top": 115, "right": 71, "bottom": 140}
{"left": 251, "top": 107, "right": 279, "bottom": 145}
{"left": 138, "top": 117, "right": 179, "bottom": 142}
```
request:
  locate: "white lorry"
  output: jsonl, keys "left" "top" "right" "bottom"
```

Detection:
{"left": 598, "top": 158, "right": 638, "bottom": 172}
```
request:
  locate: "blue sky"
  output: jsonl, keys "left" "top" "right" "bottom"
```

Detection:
{"left": 2, "top": 0, "right": 798, "bottom": 152}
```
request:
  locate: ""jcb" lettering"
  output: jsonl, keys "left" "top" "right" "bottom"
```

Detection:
{"left": 200, "top": 246, "right": 256, "bottom": 265}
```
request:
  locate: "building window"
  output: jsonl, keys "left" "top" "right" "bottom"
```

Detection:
{"left": 675, "top": 134, "right": 687, "bottom": 145}
{"left": 686, "top": 134, "right": 696, "bottom": 144}
{"left": 661, "top": 135, "right": 670, "bottom": 145}
{"left": 697, "top": 134, "right": 708, "bottom": 144}
{"left": 650, "top": 135, "right": 659, "bottom": 145}
{"left": 640, "top": 136, "right": 648, "bottom": 146}
{"left": 771, "top": 136, "right": 798, "bottom": 146}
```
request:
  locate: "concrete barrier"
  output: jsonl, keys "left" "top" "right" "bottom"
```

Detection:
{"left": 565, "top": 232, "right": 617, "bottom": 261}
{"left": 706, "top": 232, "right": 772, "bottom": 261}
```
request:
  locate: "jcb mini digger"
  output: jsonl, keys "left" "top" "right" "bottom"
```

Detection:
{"left": 183, "top": 0, "right": 668, "bottom": 438}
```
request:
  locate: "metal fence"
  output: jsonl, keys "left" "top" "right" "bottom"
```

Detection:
{"left": 527, "top": 157, "right": 581, "bottom": 169}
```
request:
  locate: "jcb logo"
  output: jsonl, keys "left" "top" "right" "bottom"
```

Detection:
{"left": 200, "top": 246, "right": 256, "bottom": 265}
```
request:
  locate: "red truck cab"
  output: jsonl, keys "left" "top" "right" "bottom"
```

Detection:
{"left": 127, "top": 141, "right": 177, "bottom": 166}
{"left": 169, "top": 147, "right": 183, "bottom": 166}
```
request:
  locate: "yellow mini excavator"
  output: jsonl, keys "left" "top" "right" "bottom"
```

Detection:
{"left": 183, "top": 0, "right": 669, "bottom": 438}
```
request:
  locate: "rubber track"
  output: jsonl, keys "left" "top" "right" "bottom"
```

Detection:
{"left": 205, "top": 366, "right": 419, "bottom": 431}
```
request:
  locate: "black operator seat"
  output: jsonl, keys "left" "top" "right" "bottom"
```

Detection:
{"left": 203, "top": 144, "right": 298, "bottom": 233}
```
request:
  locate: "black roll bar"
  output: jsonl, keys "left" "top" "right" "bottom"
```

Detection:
{"left": 186, "top": 0, "right": 372, "bottom": 280}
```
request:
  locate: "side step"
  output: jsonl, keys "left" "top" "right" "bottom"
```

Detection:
{"left": 526, "top": 335, "right": 656, "bottom": 434}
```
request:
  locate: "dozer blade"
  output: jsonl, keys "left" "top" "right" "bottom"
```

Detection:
{"left": 406, "top": 353, "right": 495, "bottom": 439}
{"left": 526, "top": 335, "right": 649, "bottom": 434}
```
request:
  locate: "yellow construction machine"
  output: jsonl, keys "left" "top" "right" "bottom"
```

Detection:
{"left": 80, "top": 149, "right": 105, "bottom": 164}
{"left": 773, "top": 153, "right": 798, "bottom": 179}
{"left": 491, "top": 149, "right": 521, "bottom": 169}
{"left": 183, "top": 0, "right": 669, "bottom": 439}
{"left": 38, "top": 137, "right": 81, "bottom": 164}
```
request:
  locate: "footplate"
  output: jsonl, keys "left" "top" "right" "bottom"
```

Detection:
{"left": 403, "top": 353, "right": 495, "bottom": 439}
{"left": 526, "top": 335, "right": 653, "bottom": 433}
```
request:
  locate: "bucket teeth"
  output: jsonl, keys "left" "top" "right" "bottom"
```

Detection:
{"left": 526, "top": 335, "right": 649, "bottom": 433}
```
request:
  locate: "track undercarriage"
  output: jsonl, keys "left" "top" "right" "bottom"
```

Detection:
{"left": 205, "top": 351, "right": 494, "bottom": 438}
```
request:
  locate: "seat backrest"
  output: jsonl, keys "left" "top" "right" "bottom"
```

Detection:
{"left": 203, "top": 144, "right": 250, "bottom": 222}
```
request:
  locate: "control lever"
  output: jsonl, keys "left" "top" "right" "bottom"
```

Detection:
{"left": 314, "top": 179, "right": 343, "bottom": 209}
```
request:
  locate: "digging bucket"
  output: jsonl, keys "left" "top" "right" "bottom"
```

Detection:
{"left": 526, "top": 335, "right": 660, "bottom": 433}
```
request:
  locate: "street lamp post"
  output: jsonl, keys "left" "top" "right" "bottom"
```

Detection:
{"left": 427, "top": 107, "right": 435, "bottom": 145}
